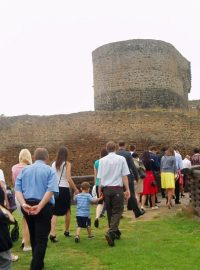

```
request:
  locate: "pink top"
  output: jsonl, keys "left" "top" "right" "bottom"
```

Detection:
{"left": 12, "top": 163, "right": 27, "bottom": 183}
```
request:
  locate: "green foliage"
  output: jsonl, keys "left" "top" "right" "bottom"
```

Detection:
{"left": 12, "top": 206, "right": 200, "bottom": 270}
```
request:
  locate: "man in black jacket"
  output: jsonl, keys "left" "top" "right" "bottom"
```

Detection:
{"left": 116, "top": 141, "right": 144, "bottom": 218}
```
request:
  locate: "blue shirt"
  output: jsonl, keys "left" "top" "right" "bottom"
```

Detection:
{"left": 74, "top": 193, "right": 94, "bottom": 217}
{"left": 15, "top": 160, "right": 58, "bottom": 205}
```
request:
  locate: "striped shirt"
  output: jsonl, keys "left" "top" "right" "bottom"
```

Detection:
{"left": 74, "top": 193, "right": 95, "bottom": 217}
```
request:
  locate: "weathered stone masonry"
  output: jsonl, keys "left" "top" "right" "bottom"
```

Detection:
{"left": 0, "top": 39, "right": 199, "bottom": 183}
{"left": 93, "top": 39, "right": 191, "bottom": 111}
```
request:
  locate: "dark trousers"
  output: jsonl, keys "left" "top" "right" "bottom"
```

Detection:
{"left": 175, "top": 180, "right": 180, "bottom": 203}
{"left": 22, "top": 201, "right": 53, "bottom": 270}
{"left": 128, "top": 180, "right": 141, "bottom": 217}
{"left": 103, "top": 187, "right": 124, "bottom": 233}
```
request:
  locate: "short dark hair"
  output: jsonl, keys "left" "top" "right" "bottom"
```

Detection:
{"left": 34, "top": 148, "right": 49, "bottom": 161}
{"left": 193, "top": 148, "right": 200, "bottom": 154}
{"left": 149, "top": 146, "right": 157, "bottom": 151}
{"left": 129, "top": 144, "right": 136, "bottom": 151}
{"left": 106, "top": 141, "right": 116, "bottom": 153}
{"left": 118, "top": 140, "right": 125, "bottom": 147}
{"left": 81, "top": 182, "right": 90, "bottom": 191}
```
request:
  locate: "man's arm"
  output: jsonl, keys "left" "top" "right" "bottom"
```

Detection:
{"left": 30, "top": 191, "right": 54, "bottom": 215}
{"left": 128, "top": 154, "right": 139, "bottom": 181}
{"left": 15, "top": 191, "right": 31, "bottom": 214}
{"left": 122, "top": 175, "right": 130, "bottom": 200}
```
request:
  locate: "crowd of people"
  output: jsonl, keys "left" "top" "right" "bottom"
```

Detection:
{"left": 0, "top": 143, "right": 200, "bottom": 269}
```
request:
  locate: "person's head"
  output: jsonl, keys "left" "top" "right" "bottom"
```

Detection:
{"left": 55, "top": 146, "right": 68, "bottom": 170}
{"left": 129, "top": 144, "right": 136, "bottom": 152}
{"left": 149, "top": 146, "right": 157, "bottom": 153}
{"left": 34, "top": 148, "right": 49, "bottom": 162}
{"left": 100, "top": 148, "right": 108, "bottom": 158}
{"left": 185, "top": 155, "right": 190, "bottom": 160}
{"left": 81, "top": 181, "right": 90, "bottom": 192}
{"left": 19, "top": 149, "right": 32, "bottom": 165}
{"left": 106, "top": 141, "right": 116, "bottom": 153}
{"left": 141, "top": 151, "right": 150, "bottom": 164}
{"left": 132, "top": 152, "right": 139, "bottom": 159}
{"left": 165, "top": 147, "right": 175, "bottom": 156}
{"left": 160, "top": 146, "right": 168, "bottom": 153}
{"left": 118, "top": 140, "right": 126, "bottom": 149}
{"left": 193, "top": 148, "right": 200, "bottom": 154}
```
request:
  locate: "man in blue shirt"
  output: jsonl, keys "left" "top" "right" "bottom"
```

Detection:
{"left": 15, "top": 148, "right": 58, "bottom": 270}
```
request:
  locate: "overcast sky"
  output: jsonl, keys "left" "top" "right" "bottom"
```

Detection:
{"left": 0, "top": 0, "right": 199, "bottom": 116}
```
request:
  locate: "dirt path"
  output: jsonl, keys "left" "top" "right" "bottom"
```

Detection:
{"left": 124, "top": 193, "right": 190, "bottom": 222}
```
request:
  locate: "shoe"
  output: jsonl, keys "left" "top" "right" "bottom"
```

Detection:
{"left": 113, "top": 229, "right": 121, "bottom": 240}
{"left": 140, "top": 208, "right": 145, "bottom": 214}
{"left": 75, "top": 236, "right": 80, "bottom": 243}
{"left": 64, "top": 231, "right": 72, "bottom": 237}
{"left": 175, "top": 201, "right": 181, "bottom": 204}
{"left": 88, "top": 235, "right": 94, "bottom": 239}
{"left": 105, "top": 232, "right": 115, "bottom": 247}
{"left": 152, "top": 206, "right": 158, "bottom": 210}
{"left": 11, "top": 254, "right": 19, "bottom": 262}
{"left": 135, "top": 210, "right": 145, "bottom": 218}
{"left": 23, "top": 246, "right": 32, "bottom": 252}
{"left": 94, "top": 218, "right": 99, "bottom": 228}
{"left": 49, "top": 235, "right": 58, "bottom": 243}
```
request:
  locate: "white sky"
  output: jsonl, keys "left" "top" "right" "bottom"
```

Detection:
{"left": 0, "top": 0, "right": 199, "bottom": 116}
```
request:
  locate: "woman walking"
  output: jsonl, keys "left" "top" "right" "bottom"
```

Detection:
{"left": 160, "top": 147, "right": 177, "bottom": 209}
{"left": 140, "top": 151, "right": 158, "bottom": 210}
{"left": 49, "top": 146, "right": 79, "bottom": 242}
{"left": 12, "top": 149, "right": 32, "bottom": 252}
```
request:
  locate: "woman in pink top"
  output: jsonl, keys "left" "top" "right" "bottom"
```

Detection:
{"left": 12, "top": 149, "right": 32, "bottom": 252}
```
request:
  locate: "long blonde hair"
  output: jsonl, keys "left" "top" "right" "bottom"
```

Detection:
{"left": 19, "top": 149, "right": 32, "bottom": 165}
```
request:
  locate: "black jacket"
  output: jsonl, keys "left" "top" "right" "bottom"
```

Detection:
{"left": 116, "top": 149, "right": 139, "bottom": 181}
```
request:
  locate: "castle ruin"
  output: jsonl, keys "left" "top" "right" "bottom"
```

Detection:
{"left": 0, "top": 39, "right": 199, "bottom": 182}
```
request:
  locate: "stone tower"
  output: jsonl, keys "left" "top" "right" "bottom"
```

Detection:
{"left": 92, "top": 39, "right": 191, "bottom": 111}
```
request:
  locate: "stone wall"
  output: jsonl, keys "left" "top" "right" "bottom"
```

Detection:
{"left": 0, "top": 110, "right": 199, "bottom": 184}
{"left": 92, "top": 39, "right": 191, "bottom": 111}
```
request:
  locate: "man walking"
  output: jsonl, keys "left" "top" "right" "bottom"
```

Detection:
{"left": 15, "top": 148, "right": 58, "bottom": 270}
{"left": 98, "top": 141, "right": 130, "bottom": 247}
{"left": 116, "top": 141, "right": 144, "bottom": 217}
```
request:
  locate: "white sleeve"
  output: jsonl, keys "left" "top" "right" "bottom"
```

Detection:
{"left": 0, "top": 169, "right": 5, "bottom": 182}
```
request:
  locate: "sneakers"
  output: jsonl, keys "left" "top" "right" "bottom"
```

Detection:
{"left": 88, "top": 235, "right": 94, "bottom": 239}
{"left": 152, "top": 206, "right": 158, "bottom": 210}
{"left": 94, "top": 218, "right": 99, "bottom": 228}
{"left": 23, "top": 246, "right": 32, "bottom": 252}
{"left": 11, "top": 254, "right": 19, "bottom": 262}
{"left": 105, "top": 232, "right": 115, "bottom": 247}
{"left": 75, "top": 236, "right": 80, "bottom": 243}
{"left": 64, "top": 231, "right": 72, "bottom": 237}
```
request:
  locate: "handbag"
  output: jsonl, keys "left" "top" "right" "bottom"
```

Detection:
{"left": 138, "top": 167, "right": 146, "bottom": 179}
{"left": 151, "top": 180, "right": 157, "bottom": 187}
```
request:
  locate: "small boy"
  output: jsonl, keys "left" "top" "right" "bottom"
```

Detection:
{"left": 74, "top": 182, "right": 103, "bottom": 243}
